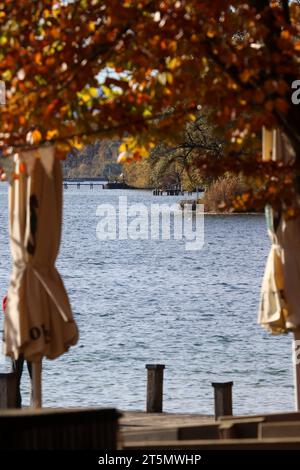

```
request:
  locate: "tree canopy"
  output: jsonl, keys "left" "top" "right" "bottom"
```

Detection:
{"left": 0, "top": 0, "right": 300, "bottom": 208}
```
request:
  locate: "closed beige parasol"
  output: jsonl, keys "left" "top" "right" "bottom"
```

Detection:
{"left": 259, "top": 128, "right": 300, "bottom": 409}
{"left": 3, "top": 147, "right": 78, "bottom": 406}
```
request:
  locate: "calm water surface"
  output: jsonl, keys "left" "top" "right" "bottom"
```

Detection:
{"left": 0, "top": 183, "right": 294, "bottom": 414}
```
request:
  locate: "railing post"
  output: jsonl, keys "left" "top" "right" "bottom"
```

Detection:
{"left": 0, "top": 372, "right": 18, "bottom": 408}
{"left": 212, "top": 381, "right": 233, "bottom": 420}
{"left": 146, "top": 364, "right": 165, "bottom": 413}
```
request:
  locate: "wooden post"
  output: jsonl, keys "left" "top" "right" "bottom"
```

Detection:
{"left": 0, "top": 372, "right": 17, "bottom": 408}
{"left": 293, "top": 331, "right": 300, "bottom": 411}
{"left": 146, "top": 364, "right": 165, "bottom": 413}
{"left": 32, "top": 361, "right": 42, "bottom": 408}
{"left": 212, "top": 381, "right": 233, "bottom": 420}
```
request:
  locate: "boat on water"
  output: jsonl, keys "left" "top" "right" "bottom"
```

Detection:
{"left": 103, "top": 181, "right": 137, "bottom": 189}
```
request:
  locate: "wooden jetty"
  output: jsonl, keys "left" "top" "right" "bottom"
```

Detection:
{"left": 121, "top": 411, "right": 300, "bottom": 450}
{"left": 63, "top": 182, "right": 105, "bottom": 189}
{"left": 153, "top": 186, "right": 204, "bottom": 196}
{"left": 63, "top": 180, "right": 138, "bottom": 190}
{"left": 2, "top": 363, "right": 300, "bottom": 449}
{"left": 1, "top": 408, "right": 300, "bottom": 450}
{"left": 153, "top": 188, "right": 184, "bottom": 196}
{"left": 119, "top": 364, "right": 300, "bottom": 449}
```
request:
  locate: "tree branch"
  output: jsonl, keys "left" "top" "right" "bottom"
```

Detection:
{"left": 280, "top": 0, "right": 291, "bottom": 25}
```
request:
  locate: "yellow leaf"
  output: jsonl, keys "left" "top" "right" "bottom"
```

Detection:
{"left": 119, "top": 143, "right": 128, "bottom": 152}
{"left": 202, "top": 57, "right": 208, "bottom": 67}
{"left": 46, "top": 129, "right": 58, "bottom": 140}
{"left": 206, "top": 30, "right": 216, "bottom": 38}
{"left": 69, "top": 137, "right": 83, "bottom": 150}
{"left": 227, "top": 80, "right": 238, "bottom": 90}
{"left": 143, "top": 109, "right": 152, "bottom": 118}
{"left": 34, "top": 52, "right": 42, "bottom": 65}
{"left": 157, "top": 72, "right": 167, "bottom": 85}
{"left": 166, "top": 72, "right": 174, "bottom": 85}
{"left": 88, "top": 21, "right": 96, "bottom": 32}
{"left": 79, "top": 91, "right": 90, "bottom": 103}
{"left": 31, "top": 129, "right": 42, "bottom": 144}
{"left": 89, "top": 87, "right": 98, "bottom": 97}
{"left": 281, "top": 30, "right": 290, "bottom": 40}
{"left": 101, "top": 85, "right": 113, "bottom": 98}
{"left": 77, "top": 87, "right": 98, "bottom": 103}
{"left": 167, "top": 57, "right": 181, "bottom": 70}
{"left": 3, "top": 69, "right": 12, "bottom": 80}
{"left": 139, "top": 146, "right": 149, "bottom": 158}
{"left": 0, "top": 36, "right": 8, "bottom": 46}
{"left": 188, "top": 114, "right": 197, "bottom": 122}
{"left": 123, "top": 136, "right": 137, "bottom": 151}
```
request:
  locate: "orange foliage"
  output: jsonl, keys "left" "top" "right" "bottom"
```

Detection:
{"left": 0, "top": 1, "right": 299, "bottom": 207}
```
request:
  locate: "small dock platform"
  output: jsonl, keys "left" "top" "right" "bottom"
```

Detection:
{"left": 120, "top": 411, "right": 213, "bottom": 446}
{"left": 120, "top": 411, "right": 300, "bottom": 450}
{"left": 63, "top": 182, "right": 105, "bottom": 189}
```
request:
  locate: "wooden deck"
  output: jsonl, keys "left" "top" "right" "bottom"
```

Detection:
{"left": 120, "top": 411, "right": 213, "bottom": 430}
{"left": 120, "top": 411, "right": 300, "bottom": 450}
{"left": 120, "top": 411, "right": 214, "bottom": 445}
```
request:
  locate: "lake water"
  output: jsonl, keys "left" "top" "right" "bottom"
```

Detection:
{"left": 0, "top": 183, "right": 295, "bottom": 415}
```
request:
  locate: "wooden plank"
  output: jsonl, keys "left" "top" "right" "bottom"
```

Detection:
{"left": 124, "top": 437, "right": 300, "bottom": 450}
{"left": 123, "top": 423, "right": 220, "bottom": 443}
{"left": 178, "top": 424, "right": 220, "bottom": 440}
{"left": 120, "top": 411, "right": 213, "bottom": 430}
{"left": 259, "top": 421, "right": 300, "bottom": 439}
{"left": 220, "top": 411, "right": 300, "bottom": 423}
{"left": 218, "top": 418, "right": 263, "bottom": 439}
{"left": 124, "top": 428, "right": 179, "bottom": 442}
{"left": 123, "top": 419, "right": 262, "bottom": 443}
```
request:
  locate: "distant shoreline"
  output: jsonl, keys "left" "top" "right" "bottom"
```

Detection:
{"left": 203, "top": 212, "right": 264, "bottom": 215}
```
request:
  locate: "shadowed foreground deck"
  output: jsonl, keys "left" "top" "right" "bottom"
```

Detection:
{"left": 120, "top": 411, "right": 300, "bottom": 450}
{"left": 1, "top": 408, "right": 300, "bottom": 449}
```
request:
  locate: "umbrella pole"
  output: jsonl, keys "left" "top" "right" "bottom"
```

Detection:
{"left": 293, "top": 331, "right": 300, "bottom": 411}
{"left": 32, "top": 360, "right": 42, "bottom": 408}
